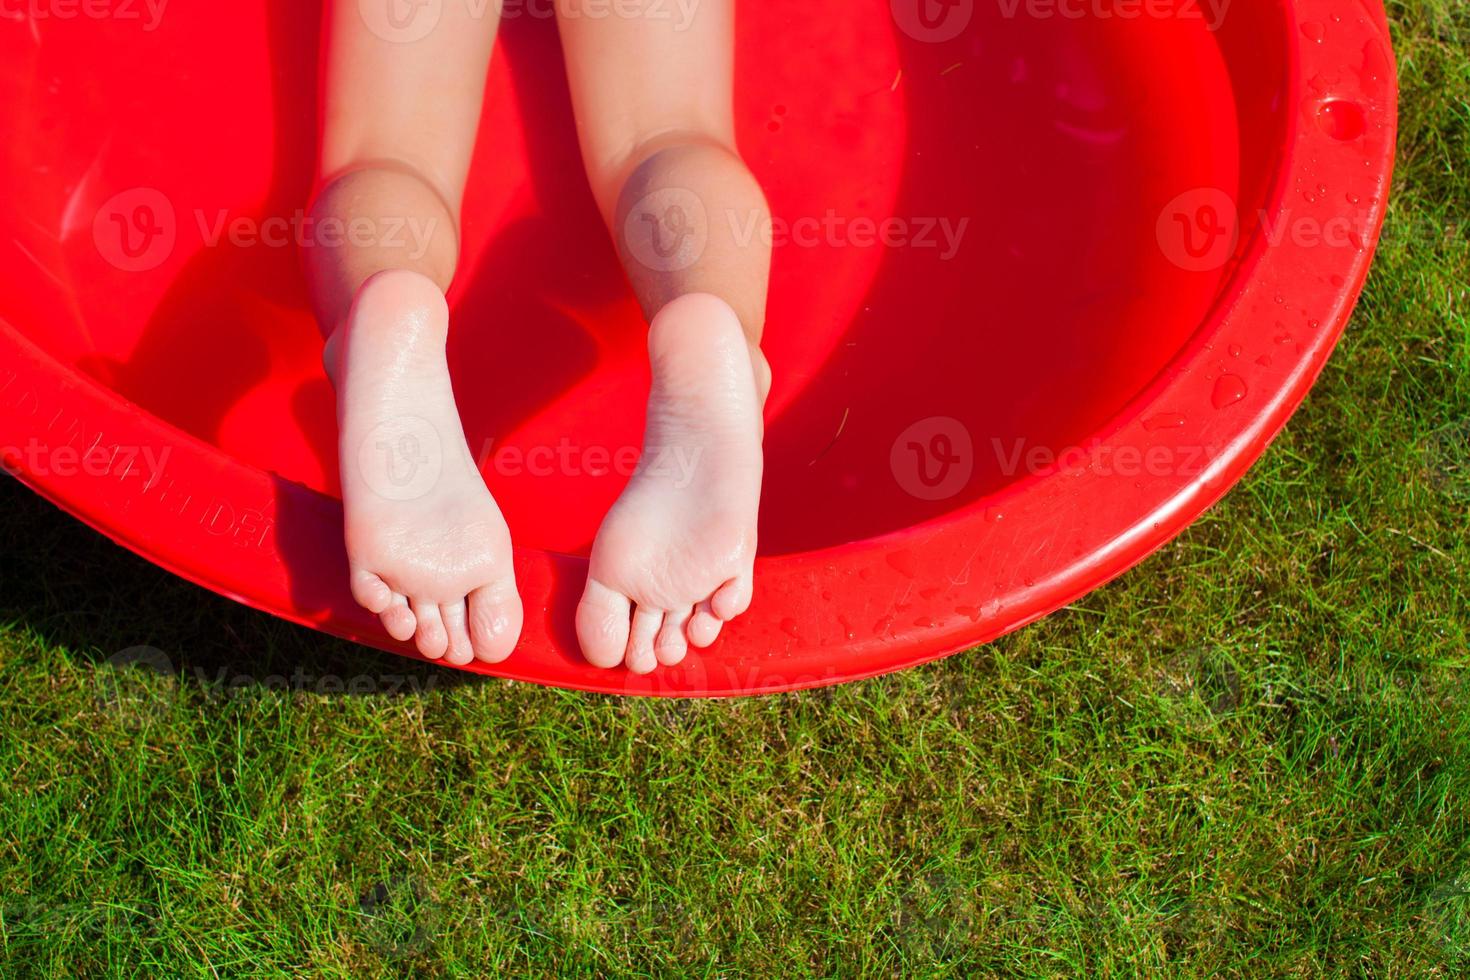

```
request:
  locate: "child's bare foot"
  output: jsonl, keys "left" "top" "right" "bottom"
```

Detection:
{"left": 576, "top": 293, "right": 764, "bottom": 673}
{"left": 331, "top": 269, "right": 522, "bottom": 665}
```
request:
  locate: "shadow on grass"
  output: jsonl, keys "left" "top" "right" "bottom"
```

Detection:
{"left": 0, "top": 476, "right": 477, "bottom": 699}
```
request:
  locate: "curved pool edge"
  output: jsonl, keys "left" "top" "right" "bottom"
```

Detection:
{"left": 0, "top": 0, "right": 1398, "bottom": 697}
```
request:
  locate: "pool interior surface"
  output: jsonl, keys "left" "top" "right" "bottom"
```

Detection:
{"left": 2, "top": 1, "right": 1288, "bottom": 556}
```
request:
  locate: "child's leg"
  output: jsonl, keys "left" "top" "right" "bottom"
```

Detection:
{"left": 306, "top": 0, "right": 521, "bottom": 666}
{"left": 557, "top": 0, "right": 770, "bottom": 673}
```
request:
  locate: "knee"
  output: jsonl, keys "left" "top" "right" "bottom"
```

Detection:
{"left": 603, "top": 135, "right": 765, "bottom": 227}
{"left": 307, "top": 163, "right": 461, "bottom": 281}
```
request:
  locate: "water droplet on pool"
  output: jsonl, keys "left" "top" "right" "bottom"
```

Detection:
{"left": 1211, "top": 374, "right": 1247, "bottom": 409}
{"left": 838, "top": 615, "right": 855, "bottom": 640}
{"left": 1256, "top": 354, "right": 1272, "bottom": 366}
{"left": 1301, "top": 21, "right": 1325, "bottom": 42}
{"left": 780, "top": 617, "right": 800, "bottom": 639}
{"left": 873, "top": 615, "right": 894, "bottom": 635}
{"left": 1229, "top": 344, "right": 1242, "bottom": 357}
{"left": 1308, "top": 319, "right": 1320, "bottom": 330}
{"left": 955, "top": 605, "right": 981, "bottom": 622}
{"left": 1345, "top": 191, "right": 1360, "bottom": 205}
{"left": 913, "top": 616, "right": 936, "bottom": 628}
{"left": 1274, "top": 295, "right": 1286, "bottom": 304}
{"left": 1358, "top": 40, "right": 1390, "bottom": 99}
{"left": 984, "top": 508, "right": 1004, "bottom": 523}
{"left": 1142, "top": 412, "right": 1186, "bottom": 431}
{"left": 774, "top": 104, "right": 787, "bottom": 116}
{"left": 767, "top": 120, "right": 781, "bottom": 132}
{"left": 1316, "top": 100, "right": 1366, "bottom": 141}
{"left": 886, "top": 551, "right": 918, "bottom": 577}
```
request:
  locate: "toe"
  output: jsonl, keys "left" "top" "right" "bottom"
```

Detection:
{"left": 687, "top": 599, "right": 724, "bottom": 648}
{"left": 655, "top": 607, "right": 691, "bottom": 666}
{"left": 350, "top": 568, "right": 394, "bottom": 615}
{"left": 627, "top": 606, "right": 664, "bottom": 675}
{"left": 380, "top": 593, "right": 417, "bottom": 642}
{"left": 467, "top": 581, "right": 522, "bottom": 664}
{"left": 410, "top": 598, "right": 449, "bottom": 660}
{"left": 711, "top": 573, "right": 754, "bottom": 621}
{"left": 577, "top": 578, "right": 632, "bottom": 669}
{"left": 439, "top": 600, "right": 474, "bottom": 667}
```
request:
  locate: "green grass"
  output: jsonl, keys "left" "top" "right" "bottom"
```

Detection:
{"left": 2, "top": 2, "right": 1468, "bottom": 975}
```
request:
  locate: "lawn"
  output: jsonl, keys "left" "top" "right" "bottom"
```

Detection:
{"left": 1, "top": 1, "right": 1467, "bottom": 975}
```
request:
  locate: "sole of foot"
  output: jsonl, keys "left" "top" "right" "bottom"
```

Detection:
{"left": 333, "top": 269, "right": 523, "bottom": 666}
{"left": 575, "top": 292, "right": 764, "bottom": 674}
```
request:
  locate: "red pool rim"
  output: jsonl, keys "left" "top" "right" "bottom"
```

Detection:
{"left": 0, "top": 0, "right": 1397, "bottom": 696}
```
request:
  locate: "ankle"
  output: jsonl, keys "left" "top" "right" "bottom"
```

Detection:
{"left": 322, "top": 321, "right": 348, "bottom": 387}
{"left": 324, "top": 270, "right": 449, "bottom": 387}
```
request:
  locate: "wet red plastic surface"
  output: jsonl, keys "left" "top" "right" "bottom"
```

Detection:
{"left": 0, "top": 1, "right": 1396, "bottom": 694}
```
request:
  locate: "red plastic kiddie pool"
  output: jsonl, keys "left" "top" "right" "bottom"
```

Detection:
{"left": 0, "top": 1, "right": 1396, "bottom": 694}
